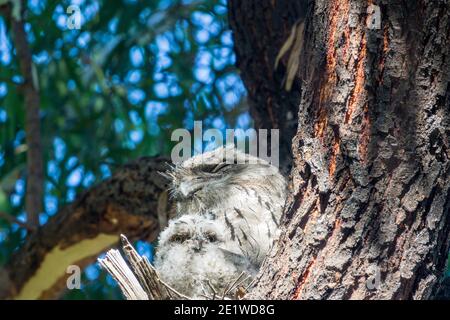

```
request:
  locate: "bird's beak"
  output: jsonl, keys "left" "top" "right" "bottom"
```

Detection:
{"left": 179, "top": 180, "right": 202, "bottom": 197}
{"left": 180, "top": 181, "right": 191, "bottom": 197}
{"left": 193, "top": 239, "right": 203, "bottom": 252}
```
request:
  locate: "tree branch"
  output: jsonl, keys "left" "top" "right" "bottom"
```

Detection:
{"left": 3, "top": 0, "right": 43, "bottom": 229}
{"left": 0, "top": 156, "right": 171, "bottom": 299}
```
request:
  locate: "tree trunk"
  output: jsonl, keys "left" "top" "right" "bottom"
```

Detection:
{"left": 0, "top": 157, "right": 171, "bottom": 299}
{"left": 228, "top": 0, "right": 308, "bottom": 174}
{"left": 230, "top": 0, "right": 450, "bottom": 299}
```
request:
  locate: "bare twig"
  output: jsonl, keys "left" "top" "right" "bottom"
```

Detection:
{"left": 98, "top": 249, "right": 148, "bottom": 300}
{"left": 206, "top": 280, "right": 217, "bottom": 300}
{"left": 99, "top": 234, "right": 191, "bottom": 300}
{"left": 0, "top": 211, "right": 37, "bottom": 232}
{"left": 119, "top": 234, "right": 190, "bottom": 300}
{"left": 222, "top": 271, "right": 246, "bottom": 298}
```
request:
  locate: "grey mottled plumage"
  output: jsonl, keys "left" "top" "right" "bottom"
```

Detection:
{"left": 155, "top": 146, "right": 287, "bottom": 298}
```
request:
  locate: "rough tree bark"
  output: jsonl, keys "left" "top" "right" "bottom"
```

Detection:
{"left": 229, "top": 0, "right": 450, "bottom": 299}
{"left": 0, "top": 157, "right": 171, "bottom": 299}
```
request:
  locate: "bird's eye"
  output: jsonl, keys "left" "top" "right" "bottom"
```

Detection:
{"left": 170, "top": 234, "right": 189, "bottom": 243}
{"left": 212, "top": 163, "right": 230, "bottom": 173}
{"left": 197, "top": 163, "right": 230, "bottom": 173}
{"left": 205, "top": 233, "right": 218, "bottom": 242}
{"left": 198, "top": 164, "right": 218, "bottom": 173}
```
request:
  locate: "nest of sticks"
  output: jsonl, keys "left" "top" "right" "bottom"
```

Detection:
{"left": 98, "top": 235, "right": 251, "bottom": 300}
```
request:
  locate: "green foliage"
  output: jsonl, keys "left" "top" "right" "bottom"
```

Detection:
{"left": 0, "top": 0, "right": 248, "bottom": 299}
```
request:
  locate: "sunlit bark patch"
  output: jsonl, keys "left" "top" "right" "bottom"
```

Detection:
{"left": 329, "top": 134, "right": 341, "bottom": 178}
{"left": 292, "top": 257, "right": 316, "bottom": 300}
{"left": 345, "top": 35, "right": 367, "bottom": 124}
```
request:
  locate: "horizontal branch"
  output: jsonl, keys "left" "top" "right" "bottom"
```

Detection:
{"left": 0, "top": 156, "right": 171, "bottom": 299}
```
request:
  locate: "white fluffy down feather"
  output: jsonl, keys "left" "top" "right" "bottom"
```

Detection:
{"left": 154, "top": 214, "right": 255, "bottom": 298}
{"left": 155, "top": 146, "right": 287, "bottom": 299}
